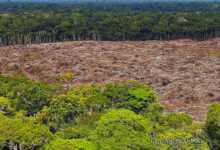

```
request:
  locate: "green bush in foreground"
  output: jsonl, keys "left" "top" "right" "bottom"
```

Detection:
{"left": 0, "top": 75, "right": 61, "bottom": 116}
{"left": 206, "top": 103, "right": 220, "bottom": 150}
{"left": 0, "top": 75, "right": 217, "bottom": 150}
{"left": 88, "top": 109, "right": 156, "bottom": 150}
{"left": 0, "top": 111, "right": 52, "bottom": 150}
{"left": 44, "top": 138, "right": 96, "bottom": 150}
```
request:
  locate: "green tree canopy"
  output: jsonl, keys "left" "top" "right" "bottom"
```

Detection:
{"left": 89, "top": 109, "right": 157, "bottom": 150}
{"left": 0, "top": 112, "right": 52, "bottom": 150}
{"left": 206, "top": 103, "right": 220, "bottom": 149}
{"left": 0, "top": 75, "right": 60, "bottom": 116}
{"left": 44, "top": 138, "right": 96, "bottom": 150}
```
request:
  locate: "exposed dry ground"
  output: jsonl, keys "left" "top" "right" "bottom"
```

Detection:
{"left": 0, "top": 39, "right": 220, "bottom": 121}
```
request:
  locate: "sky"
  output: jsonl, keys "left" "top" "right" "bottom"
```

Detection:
{"left": 2, "top": 0, "right": 220, "bottom": 2}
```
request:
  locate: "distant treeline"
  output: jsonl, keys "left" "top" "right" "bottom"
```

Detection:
{"left": 0, "top": 1, "right": 220, "bottom": 13}
{"left": 0, "top": 2, "right": 220, "bottom": 46}
{"left": 0, "top": 11, "right": 219, "bottom": 46}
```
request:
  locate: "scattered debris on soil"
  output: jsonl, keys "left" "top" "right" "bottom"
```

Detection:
{"left": 0, "top": 38, "right": 220, "bottom": 121}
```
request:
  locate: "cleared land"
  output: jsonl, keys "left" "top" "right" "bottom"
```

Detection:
{"left": 0, "top": 39, "right": 220, "bottom": 121}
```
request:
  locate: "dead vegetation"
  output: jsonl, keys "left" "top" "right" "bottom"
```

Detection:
{"left": 0, "top": 38, "right": 220, "bottom": 121}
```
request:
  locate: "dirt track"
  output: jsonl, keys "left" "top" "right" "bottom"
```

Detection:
{"left": 0, "top": 39, "right": 220, "bottom": 121}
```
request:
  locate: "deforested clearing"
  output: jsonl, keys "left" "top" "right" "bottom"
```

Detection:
{"left": 0, "top": 38, "right": 220, "bottom": 121}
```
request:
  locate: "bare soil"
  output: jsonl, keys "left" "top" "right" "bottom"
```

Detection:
{"left": 0, "top": 39, "right": 220, "bottom": 121}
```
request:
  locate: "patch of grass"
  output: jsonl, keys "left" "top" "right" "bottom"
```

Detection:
{"left": 60, "top": 73, "right": 74, "bottom": 82}
{"left": 212, "top": 51, "right": 220, "bottom": 57}
{"left": 187, "top": 47, "right": 220, "bottom": 57}
{"left": 6, "top": 65, "right": 21, "bottom": 71}
{"left": 30, "top": 53, "right": 41, "bottom": 60}
{"left": 19, "top": 52, "right": 42, "bottom": 61}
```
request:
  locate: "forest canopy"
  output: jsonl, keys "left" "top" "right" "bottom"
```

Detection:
{"left": 0, "top": 75, "right": 219, "bottom": 150}
{"left": 0, "top": 1, "right": 220, "bottom": 46}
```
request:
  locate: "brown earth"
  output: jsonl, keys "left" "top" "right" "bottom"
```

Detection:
{"left": 0, "top": 39, "right": 220, "bottom": 121}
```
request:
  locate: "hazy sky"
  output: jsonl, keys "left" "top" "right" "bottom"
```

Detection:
{"left": 2, "top": 0, "right": 220, "bottom": 2}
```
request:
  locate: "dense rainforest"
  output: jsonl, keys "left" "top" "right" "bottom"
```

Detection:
{"left": 0, "top": 74, "right": 219, "bottom": 150}
{"left": 1, "top": 2, "right": 220, "bottom": 13}
{"left": 0, "top": 2, "right": 220, "bottom": 46}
